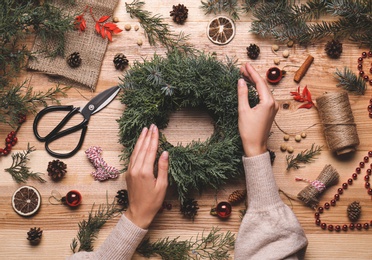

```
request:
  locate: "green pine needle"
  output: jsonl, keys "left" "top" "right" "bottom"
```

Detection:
{"left": 200, "top": 0, "right": 241, "bottom": 20}
{"left": 5, "top": 143, "right": 46, "bottom": 183}
{"left": 125, "top": 0, "right": 194, "bottom": 53}
{"left": 136, "top": 227, "right": 235, "bottom": 259}
{"left": 286, "top": 144, "right": 323, "bottom": 170}
{"left": 71, "top": 199, "right": 123, "bottom": 253}
{"left": 335, "top": 67, "right": 366, "bottom": 95}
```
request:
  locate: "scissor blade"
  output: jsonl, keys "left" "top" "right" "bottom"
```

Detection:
{"left": 81, "top": 86, "right": 121, "bottom": 119}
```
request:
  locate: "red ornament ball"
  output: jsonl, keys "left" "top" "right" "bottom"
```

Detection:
{"left": 62, "top": 190, "right": 82, "bottom": 207}
{"left": 216, "top": 201, "right": 232, "bottom": 219}
{"left": 266, "top": 67, "right": 283, "bottom": 84}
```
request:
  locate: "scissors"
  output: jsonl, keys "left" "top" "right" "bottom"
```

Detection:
{"left": 33, "top": 86, "right": 121, "bottom": 158}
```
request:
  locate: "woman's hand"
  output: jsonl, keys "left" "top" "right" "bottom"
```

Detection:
{"left": 238, "top": 63, "right": 279, "bottom": 157}
{"left": 124, "top": 124, "right": 169, "bottom": 229}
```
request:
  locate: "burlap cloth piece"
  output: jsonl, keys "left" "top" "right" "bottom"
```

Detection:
{"left": 28, "top": 0, "right": 119, "bottom": 91}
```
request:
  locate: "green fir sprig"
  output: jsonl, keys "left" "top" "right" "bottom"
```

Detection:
{"left": 0, "top": 81, "right": 69, "bottom": 127}
{"left": 200, "top": 0, "right": 241, "bottom": 20}
{"left": 71, "top": 199, "right": 124, "bottom": 253}
{"left": 125, "top": 0, "right": 194, "bottom": 53}
{"left": 249, "top": 0, "right": 372, "bottom": 47}
{"left": 286, "top": 144, "right": 323, "bottom": 170}
{"left": 334, "top": 67, "right": 366, "bottom": 95}
{"left": 5, "top": 143, "right": 46, "bottom": 183}
{"left": 136, "top": 227, "right": 235, "bottom": 259}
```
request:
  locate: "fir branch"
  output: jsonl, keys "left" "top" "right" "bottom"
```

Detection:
{"left": 200, "top": 0, "right": 241, "bottom": 20}
{"left": 250, "top": 0, "right": 372, "bottom": 47}
{"left": 0, "top": 82, "right": 69, "bottom": 127}
{"left": 334, "top": 67, "right": 366, "bottom": 95}
{"left": 4, "top": 143, "right": 46, "bottom": 183}
{"left": 286, "top": 144, "right": 323, "bottom": 170}
{"left": 136, "top": 227, "right": 235, "bottom": 259}
{"left": 71, "top": 199, "right": 124, "bottom": 253}
{"left": 125, "top": 0, "right": 194, "bottom": 53}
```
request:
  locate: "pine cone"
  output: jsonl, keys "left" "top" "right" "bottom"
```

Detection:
{"left": 67, "top": 52, "right": 82, "bottom": 68}
{"left": 247, "top": 44, "right": 260, "bottom": 60}
{"left": 113, "top": 53, "right": 129, "bottom": 70}
{"left": 325, "top": 40, "right": 343, "bottom": 59}
{"left": 27, "top": 227, "right": 42, "bottom": 244}
{"left": 47, "top": 159, "right": 67, "bottom": 181}
{"left": 116, "top": 189, "right": 129, "bottom": 208}
{"left": 180, "top": 198, "right": 199, "bottom": 220}
{"left": 347, "top": 201, "right": 361, "bottom": 222}
{"left": 170, "top": 4, "right": 188, "bottom": 24}
{"left": 228, "top": 189, "right": 246, "bottom": 204}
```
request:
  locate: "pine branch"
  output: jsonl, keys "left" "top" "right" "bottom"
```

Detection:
{"left": 125, "top": 0, "right": 194, "bottom": 53}
{"left": 71, "top": 199, "right": 124, "bottom": 253}
{"left": 136, "top": 227, "right": 235, "bottom": 259}
{"left": 4, "top": 143, "right": 46, "bottom": 183}
{"left": 0, "top": 82, "right": 69, "bottom": 127}
{"left": 200, "top": 0, "right": 241, "bottom": 20}
{"left": 334, "top": 67, "right": 366, "bottom": 95}
{"left": 250, "top": 0, "right": 372, "bottom": 47}
{"left": 286, "top": 144, "right": 323, "bottom": 170}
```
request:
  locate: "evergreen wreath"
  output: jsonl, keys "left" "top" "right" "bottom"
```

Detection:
{"left": 118, "top": 50, "right": 259, "bottom": 202}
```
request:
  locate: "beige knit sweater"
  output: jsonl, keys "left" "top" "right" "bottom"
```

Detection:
{"left": 68, "top": 152, "right": 308, "bottom": 260}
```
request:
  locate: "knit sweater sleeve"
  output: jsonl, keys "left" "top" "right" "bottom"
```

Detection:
{"left": 67, "top": 213, "right": 148, "bottom": 260}
{"left": 234, "top": 152, "right": 308, "bottom": 260}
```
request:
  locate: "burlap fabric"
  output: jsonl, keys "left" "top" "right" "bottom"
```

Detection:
{"left": 28, "top": 0, "right": 119, "bottom": 91}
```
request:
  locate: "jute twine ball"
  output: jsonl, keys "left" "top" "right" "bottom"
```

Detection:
{"left": 316, "top": 92, "right": 359, "bottom": 155}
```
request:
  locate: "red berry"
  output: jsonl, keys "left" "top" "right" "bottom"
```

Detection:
{"left": 362, "top": 52, "right": 367, "bottom": 58}
{"left": 360, "top": 162, "right": 365, "bottom": 168}
{"left": 347, "top": 178, "right": 353, "bottom": 185}
{"left": 365, "top": 182, "right": 370, "bottom": 188}
{"left": 352, "top": 173, "right": 358, "bottom": 180}
{"left": 342, "top": 183, "right": 348, "bottom": 189}
{"left": 364, "top": 156, "right": 369, "bottom": 162}
{"left": 356, "top": 167, "right": 361, "bottom": 173}
{"left": 363, "top": 223, "right": 369, "bottom": 230}
{"left": 335, "top": 225, "right": 341, "bottom": 232}
{"left": 365, "top": 175, "right": 370, "bottom": 181}
{"left": 338, "top": 188, "right": 343, "bottom": 194}
{"left": 358, "top": 57, "right": 363, "bottom": 63}
{"left": 324, "top": 202, "right": 330, "bottom": 209}
{"left": 334, "top": 194, "right": 340, "bottom": 200}
{"left": 328, "top": 224, "right": 334, "bottom": 231}
{"left": 331, "top": 199, "right": 336, "bottom": 206}
{"left": 342, "top": 224, "right": 348, "bottom": 231}
{"left": 356, "top": 223, "right": 362, "bottom": 230}
{"left": 315, "top": 219, "right": 321, "bottom": 225}
{"left": 318, "top": 207, "right": 324, "bottom": 213}
{"left": 321, "top": 223, "right": 327, "bottom": 230}
{"left": 349, "top": 223, "right": 355, "bottom": 230}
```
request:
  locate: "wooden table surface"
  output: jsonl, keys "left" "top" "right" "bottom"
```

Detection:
{"left": 1, "top": 0, "right": 372, "bottom": 259}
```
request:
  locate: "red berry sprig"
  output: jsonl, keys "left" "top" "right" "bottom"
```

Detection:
{"left": 314, "top": 151, "right": 372, "bottom": 232}
{"left": 0, "top": 114, "right": 26, "bottom": 157}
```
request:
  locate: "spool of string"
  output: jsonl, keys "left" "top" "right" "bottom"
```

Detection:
{"left": 296, "top": 164, "right": 339, "bottom": 208}
{"left": 316, "top": 92, "right": 359, "bottom": 155}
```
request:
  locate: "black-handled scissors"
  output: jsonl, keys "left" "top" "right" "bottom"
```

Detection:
{"left": 33, "top": 86, "right": 121, "bottom": 158}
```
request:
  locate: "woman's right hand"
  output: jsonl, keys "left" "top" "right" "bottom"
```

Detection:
{"left": 237, "top": 63, "right": 279, "bottom": 157}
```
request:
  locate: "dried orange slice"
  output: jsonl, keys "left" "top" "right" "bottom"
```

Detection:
{"left": 12, "top": 186, "right": 41, "bottom": 217}
{"left": 207, "top": 16, "right": 235, "bottom": 45}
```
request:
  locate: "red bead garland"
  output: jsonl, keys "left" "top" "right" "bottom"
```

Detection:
{"left": 357, "top": 51, "right": 372, "bottom": 86}
{"left": 314, "top": 151, "right": 372, "bottom": 231}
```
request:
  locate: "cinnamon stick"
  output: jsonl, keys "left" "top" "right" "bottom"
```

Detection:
{"left": 294, "top": 55, "right": 314, "bottom": 83}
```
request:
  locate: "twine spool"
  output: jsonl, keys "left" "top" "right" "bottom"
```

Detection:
{"left": 316, "top": 92, "right": 359, "bottom": 155}
{"left": 297, "top": 164, "right": 339, "bottom": 208}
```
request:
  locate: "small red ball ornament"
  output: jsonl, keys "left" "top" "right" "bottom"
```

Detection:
{"left": 216, "top": 201, "right": 232, "bottom": 219}
{"left": 266, "top": 67, "right": 284, "bottom": 84}
{"left": 62, "top": 190, "right": 82, "bottom": 207}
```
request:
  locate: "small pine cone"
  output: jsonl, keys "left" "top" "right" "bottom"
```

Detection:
{"left": 180, "top": 198, "right": 199, "bottom": 220}
{"left": 47, "top": 159, "right": 67, "bottom": 181}
{"left": 67, "top": 52, "right": 82, "bottom": 68}
{"left": 27, "top": 227, "right": 43, "bottom": 244}
{"left": 247, "top": 44, "right": 260, "bottom": 60}
{"left": 325, "top": 40, "right": 342, "bottom": 59}
{"left": 228, "top": 189, "right": 246, "bottom": 204}
{"left": 170, "top": 4, "right": 188, "bottom": 24}
{"left": 116, "top": 189, "right": 129, "bottom": 208}
{"left": 113, "top": 53, "right": 129, "bottom": 70}
{"left": 347, "top": 201, "right": 361, "bottom": 222}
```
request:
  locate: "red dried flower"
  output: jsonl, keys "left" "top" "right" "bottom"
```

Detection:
{"left": 290, "top": 86, "right": 314, "bottom": 109}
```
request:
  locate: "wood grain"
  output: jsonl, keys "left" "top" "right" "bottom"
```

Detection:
{"left": 1, "top": 0, "right": 372, "bottom": 259}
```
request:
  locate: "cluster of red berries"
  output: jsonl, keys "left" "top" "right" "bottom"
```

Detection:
{"left": 0, "top": 131, "right": 18, "bottom": 156}
{"left": 0, "top": 114, "right": 26, "bottom": 156}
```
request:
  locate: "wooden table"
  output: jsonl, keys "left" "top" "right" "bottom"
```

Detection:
{"left": 1, "top": 1, "right": 371, "bottom": 259}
